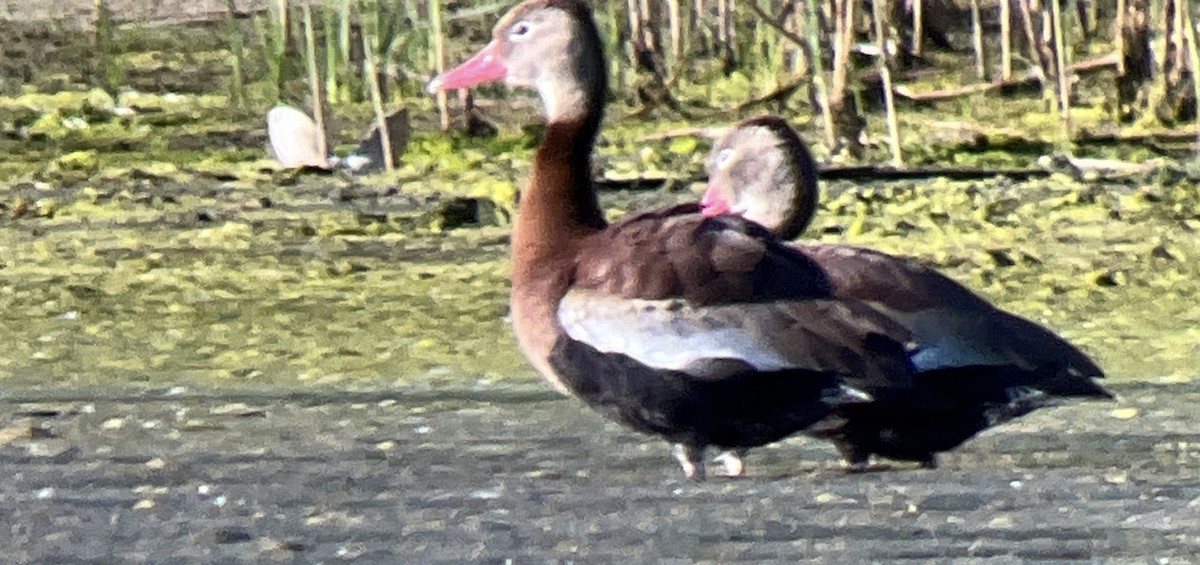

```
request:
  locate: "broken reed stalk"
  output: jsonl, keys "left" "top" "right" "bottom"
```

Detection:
{"left": 222, "top": 0, "right": 247, "bottom": 109}
{"left": 602, "top": 2, "right": 625, "bottom": 94}
{"left": 666, "top": 0, "right": 682, "bottom": 76}
{"left": 912, "top": 0, "right": 923, "bottom": 56}
{"left": 323, "top": 2, "right": 340, "bottom": 104}
{"left": 717, "top": 0, "right": 732, "bottom": 66}
{"left": 1000, "top": 0, "right": 1013, "bottom": 80}
{"left": 727, "top": 0, "right": 738, "bottom": 57}
{"left": 301, "top": 4, "right": 327, "bottom": 159}
{"left": 1181, "top": 0, "right": 1200, "bottom": 153}
{"left": 970, "top": 0, "right": 987, "bottom": 79}
{"left": 256, "top": 0, "right": 289, "bottom": 98}
{"left": 625, "top": 0, "right": 641, "bottom": 72}
{"left": 790, "top": 2, "right": 806, "bottom": 75}
{"left": 275, "top": 0, "right": 289, "bottom": 92}
{"left": 401, "top": 0, "right": 428, "bottom": 98}
{"left": 429, "top": 0, "right": 450, "bottom": 130}
{"left": 1017, "top": 0, "right": 1045, "bottom": 77}
{"left": 1171, "top": 0, "right": 1186, "bottom": 81}
{"left": 372, "top": 0, "right": 403, "bottom": 96}
{"left": 1116, "top": 0, "right": 1125, "bottom": 74}
{"left": 362, "top": 34, "right": 394, "bottom": 172}
{"left": 338, "top": 0, "right": 351, "bottom": 64}
{"left": 871, "top": 0, "right": 903, "bottom": 165}
{"left": 717, "top": 0, "right": 730, "bottom": 51}
{"left": 1050, "top": 0, "right": 1072, "bottom": 140}
{"left": 831, "top": 0, "right": 856, "bottom": 102}
{"left": 760, "top": 1, "right": 783, "bottom": 82}
{"left": 93, "top": 0, "right": 120, "bottom": 95}
{"left": 1078, "top": 0, "right": 1097, "bottom": 36}
{"left": 830, "top": 0, "right": 864, "bottom": 156}
{"left": 803, "top": 0, "right": 837, "bottom": 148}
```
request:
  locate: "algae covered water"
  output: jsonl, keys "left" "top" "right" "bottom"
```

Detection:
{"left": 2, "top": 163, "right": 1197, "bottom": 390}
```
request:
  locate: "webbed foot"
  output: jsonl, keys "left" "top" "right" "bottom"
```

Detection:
{"left": 671, "top": 443, "right": 706, "bottom": 481}
{"left": 712, "top": 449, "right": 748, "bottom": 477}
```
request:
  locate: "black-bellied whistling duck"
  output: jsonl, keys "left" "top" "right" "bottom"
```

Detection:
{"left": 428, "top": 0, "right": 923, "bottom": 480}
{"left": 701, "top": 115, "right": 1113, "bottom": 471}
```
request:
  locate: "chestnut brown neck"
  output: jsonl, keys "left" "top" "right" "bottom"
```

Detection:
{"left": 512, "top": 116, "right": 606, "bottom": 270}
{"left": 511, "top": 23, "right": 608, "bottom": 267}
{"left": 507, "top": 81, "right": 606, "bottom": 395}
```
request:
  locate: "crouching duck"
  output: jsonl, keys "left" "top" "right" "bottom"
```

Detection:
{"left": 428, "top": 0, "right": 924, "bottom": 480}
{"left": 700, "top": 116, "right": 1113, "bottom": 472}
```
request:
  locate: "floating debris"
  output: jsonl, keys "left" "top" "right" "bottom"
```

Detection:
{"left": 266, "top": 104, "right": 409, "bottom": 175}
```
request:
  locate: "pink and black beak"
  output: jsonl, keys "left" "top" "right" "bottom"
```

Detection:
{"left": 426, "top": 41, "right": 507, "bottom": 94}
{"left": 700, "top": 181, "right": 732, "bottom": 217}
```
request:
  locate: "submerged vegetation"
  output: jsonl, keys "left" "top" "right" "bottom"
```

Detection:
{"left": 0, "top": 1, "right": 1197, "bottom": 390}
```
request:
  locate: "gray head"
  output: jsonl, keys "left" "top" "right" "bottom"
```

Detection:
{"left": 426, "top": 0, "right": 606, "bottom": 124}
{"left": 701, "top": 116, "right": 819, "bottom": 240}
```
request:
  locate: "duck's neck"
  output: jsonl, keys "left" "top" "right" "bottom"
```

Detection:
{"left": 513, "top": 84, "right": 606, "bottom": 267}
{"left": 775, "top": 174, "right": 818, "bottom": 241}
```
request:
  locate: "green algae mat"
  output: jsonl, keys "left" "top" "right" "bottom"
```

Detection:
{"left": 3, "top": 152, "right": 1197, "bottom": 390}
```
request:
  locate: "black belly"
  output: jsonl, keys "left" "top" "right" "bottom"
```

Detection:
{"left": 549, "top": 336, "right": 849, "bottom": 449}
{"left": 820, "top": 404, "right": 991, "bottom": 462}
{"left": 816, "top": 365, "right": 1087, "bottom": 462}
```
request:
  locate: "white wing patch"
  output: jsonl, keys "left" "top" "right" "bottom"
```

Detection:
{"left": 559, "top": 289, "right": 806, "bottom": 373}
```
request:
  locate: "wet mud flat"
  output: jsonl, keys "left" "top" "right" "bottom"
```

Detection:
{"left": 1, "top": 381, "right": 1197, "bottom": 563}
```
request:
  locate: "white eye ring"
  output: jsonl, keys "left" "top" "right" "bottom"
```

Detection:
{"left": 713, "top": 148, "right": 734, "bottom": 170}
{"left": 509, "top": 21, "right": 532, "bottom": 40}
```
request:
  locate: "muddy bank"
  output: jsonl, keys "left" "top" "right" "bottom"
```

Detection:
{"left": 1, "top": 380, "right": 1197, "bottom": 562}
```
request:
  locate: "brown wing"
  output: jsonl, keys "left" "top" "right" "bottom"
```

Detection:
{"left": 795, "top": 243, "right": 993, "bottom": 312}
{"left": 798, "top": 242, "right": 1106, "bottom": 384}
{"left": 563, "top": 211, "right": 917, "bottom": 393}
{"left": 574, "top": 209, "right": 833, "bottom": 303}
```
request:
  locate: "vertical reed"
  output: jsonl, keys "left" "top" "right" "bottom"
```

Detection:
{"left": 429, "top": 0, "right": 450, "bottom": 130}
{"left": 912, "top": 0, "right": 923, "bottom": 56}
{"left": 302, "top": 4, "right": 327, "bottom": 159}
{"left": 871, "top": 0, "right": 903, "bottom": 165}
{"left": 363, "top": 33, "right": 394, "bottom": 172}
{"left": 805, "top": 0, "right": 836, "bottom": 147}
{"left": 970, "top": 0, "right": 987, "bottom": 79}
{"left": 323, "top": 2, "right": 341, "bottom": 104}
{"left": 1180, "top": 0, "right": 1200, "bottom": 152}
{"left": 1050, "top": 0, "right": 1072, "bottom": 139}
{"left": 1000, "top": 0, "right": 1013, "bottom": 80}
{"left": 93, "top": 0, "right": 121, "bottom": 95}
{"left": 666, "top": 0, "right": 682, "bottom": 76}
{"left": 223, "top": 0, "right": 247, "bottom": 109}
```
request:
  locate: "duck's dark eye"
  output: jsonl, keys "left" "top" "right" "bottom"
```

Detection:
{"left": 511, "top": 22, "right": 530, "bottom": 37}
{"left": 714, "top": 149, "right": 734, "bottom": 169}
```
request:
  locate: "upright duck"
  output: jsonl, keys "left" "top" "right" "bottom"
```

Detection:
{"left": 428, "top": 0, "right": 921, "bottom": 480}
{"left": 701, "top": 116, "right": 1113, "bottom": 471}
